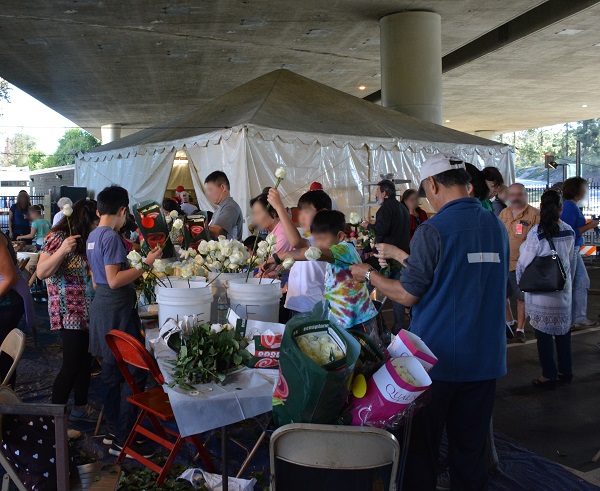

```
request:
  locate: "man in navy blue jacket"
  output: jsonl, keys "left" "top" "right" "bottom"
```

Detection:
{"left": 351, "top": 154, "right": 509, "bottom": 491}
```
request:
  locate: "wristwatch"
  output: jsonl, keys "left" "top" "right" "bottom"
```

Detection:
{"left": 364, "top": 267, "right": 376, "bottom": 285}
{"left": 272, "top": 253, "right": 282, "bottom": 265}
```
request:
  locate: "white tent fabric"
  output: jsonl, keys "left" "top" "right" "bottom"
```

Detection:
{"left": 76, "top": 69, "right": 514, "bottom": 220}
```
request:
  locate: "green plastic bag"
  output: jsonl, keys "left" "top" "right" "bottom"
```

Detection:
{"left": 273, "top": 302, "right": 360, "bottom": 427}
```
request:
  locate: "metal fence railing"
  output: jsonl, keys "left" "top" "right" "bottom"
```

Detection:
{"left": 525, "top": 184, "right": 600, "bottom": 217}
{"left": 0, "top": 195, "right": 46, "bottom": 235}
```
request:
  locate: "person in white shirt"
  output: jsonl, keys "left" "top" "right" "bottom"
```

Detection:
{"left": 52, "top": 197, "right": 73, "bottom": 226}
{"left": 179, "top": 191, "right": 198, "bottom": 215}
{"left": 267, "top": 188, "right": 333, "bottom": 314}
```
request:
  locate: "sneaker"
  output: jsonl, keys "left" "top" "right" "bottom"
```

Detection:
{"left": 109, "top": 440, "right": 156, "bottom": 459}
{"left": 573, "top": 319, "right": 599, "bottom": 329}
{"left": 102, "top": 432, "right": 116, "bottom": 446}
{"left": 103, "top": 431, "right": 147, "bottom": 446}
{"left": 514, "top": 330, "right": 526, "bottom": 343}
{"left": 70, "top": 405, "right": 102, "bottom": 423}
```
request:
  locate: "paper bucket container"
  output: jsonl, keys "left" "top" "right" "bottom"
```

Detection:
{"left": 386, "top": 330, "right": 438, "bottom": 371}
{"left": 350, "top": 357, "right": 431, "bottom": 427}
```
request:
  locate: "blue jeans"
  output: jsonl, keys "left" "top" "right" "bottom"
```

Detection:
{"left": 535, "top": 329, "right": 572, "bottom": 380}
{"left": 572, "top": 252, "right": 590, "bottom": 323}
{"left": 100, "top": 361, "right": 147, "bottom": 445}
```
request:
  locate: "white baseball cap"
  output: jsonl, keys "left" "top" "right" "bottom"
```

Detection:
{"left": 418, "top": 154, "right": 466, "bottom": 197}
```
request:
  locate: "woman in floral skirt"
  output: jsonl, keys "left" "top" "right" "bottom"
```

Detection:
{"left": 37, "top": 199, "right": 101, "bottom": 423}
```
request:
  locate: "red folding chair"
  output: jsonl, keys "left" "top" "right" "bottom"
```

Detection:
{"left": 105, "top": 330, "right": 215, "bottom": 484}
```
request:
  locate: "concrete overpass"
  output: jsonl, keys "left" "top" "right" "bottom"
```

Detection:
{"left": 1, "top": 0, "right": 599, "bottom": 139}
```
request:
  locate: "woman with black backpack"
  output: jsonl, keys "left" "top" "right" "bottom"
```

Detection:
{"left": 516, "top": 190, "right": 575, "bottom": 390}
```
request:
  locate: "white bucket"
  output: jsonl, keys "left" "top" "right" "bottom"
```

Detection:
{"left": 207, "top": 272, "right": 246, "bottom": 322}
{"left": 227, "top": 278, "right": 282, "bottom": 323}
{"left": 156, "top": 282, "right": 213, "bottom": 328}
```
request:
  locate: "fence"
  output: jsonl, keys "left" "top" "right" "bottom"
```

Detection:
{"left": 0, "top": 195, "right": 46, "bottom": 235}
{"left": 525, "top": 184, "right": 600, "bottom": 217}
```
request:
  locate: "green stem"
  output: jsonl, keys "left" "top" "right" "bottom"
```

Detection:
{"left": 206, "top": 270, "right": 223, "bottom": 287}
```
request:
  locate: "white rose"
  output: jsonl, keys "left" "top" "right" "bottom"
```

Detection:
{"left": 304, "top": 246, "right": 322, "bottom": 261}
{"left": 217, "top": 235, "right": 226, "bottom": 242}
{"left": 210, "top": 323, "right": 224, "bottom": 334}
{"left": 127, "top": 250, "right": 142, "bottom": 264}
{"left": 228, "top": 262, "right": 239, "bottom": 270}
{"left": 133, "top": 261, "right": 144, "bottom": 271}
{"left": 179, "top": 249, "right": 190, "bottom": 260}
{"left": 349, "top": 212, "right": 361, "bottom": 226}
{"left": 212, "top": 261, "right": 222, "bottom": 271}
{"left": 265, "top": 234, "right": 277, "bottom": 246}
{"left": 153, "top": 259, "right": 166, "bottom": 273}
{"left": 62, "top": 204, "right": 73, "bottom": 217}
{"left": 208, "top": 241, "right": 219, "bottom": 251}
{"left": 282, "top": 257, "right": 295, "bottom": 270}
{"left": 169, "top": 210, "right": 179, "bottom": 219}
{"left": 165, "top": 215, "right": 172, "bottom": 224}
{"left": 172, "top": 218, "right": 184, "bottom": 231}
{"left": 275, "top": 167, "right": 287, "bottom": 180}
{"left": 197, "top": 241, "right": 209, "bottom": 254}
{"left": 187, "top": 248, "right": 197, "bottom": 258}
{"left": 230, "top": 251, "right": 244, "bottom": 264}
{"left": 193, "top": 254, "right": 204, "bottom": 265}
{"left": 180, "top": 266, "right": 193, "bottom": 280}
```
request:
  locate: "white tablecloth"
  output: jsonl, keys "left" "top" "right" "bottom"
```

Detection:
{"left": 146, "top": 328, "right": 277, "bottom": 437}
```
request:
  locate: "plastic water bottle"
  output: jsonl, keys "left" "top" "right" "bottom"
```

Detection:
{"left": 217, "top": 294, "right": 229, "bottom": 324}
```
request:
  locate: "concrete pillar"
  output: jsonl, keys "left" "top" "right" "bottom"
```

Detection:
{"left": 380, "top": 11, "right": 442, "bottom": 124}
{"left": 101, "top": 124, "right": 122, "bottom": 144}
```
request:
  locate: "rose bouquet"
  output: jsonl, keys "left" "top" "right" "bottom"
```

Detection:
{"left": 195, "top": 236, "right": 251, "bottom": 274}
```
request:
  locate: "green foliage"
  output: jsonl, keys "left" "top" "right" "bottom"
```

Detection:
{"left": 168, "top": 323, "right": 247, "bottom": 390}
{"left": 0, "top": 133, "right": 37, "bottom": 167}
{"left": 50, "top": 128, "right": 99, "bottom": 167}
{"left": 118, "top": 461, "right": 201, "bottom": 490}
{"left": 0, "top": 79, "right": 10, "bottom": 116}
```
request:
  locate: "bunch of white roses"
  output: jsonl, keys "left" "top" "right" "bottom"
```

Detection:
{"left": 195, "top": 235, "right": 252, "bottom": 273}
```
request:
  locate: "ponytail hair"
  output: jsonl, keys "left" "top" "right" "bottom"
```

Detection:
{"left": 539, "top": 190, "right": 562, "bottom": 237}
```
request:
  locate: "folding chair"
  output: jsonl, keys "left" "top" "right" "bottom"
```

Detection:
{"left": 105, "top": 330, "right": 215, "bottom": 484}
{"left": 0, "top": 329, "right": 25, "bottom": 387}
{"left": 270, "top": 423, "right": 400, "bottom": 491}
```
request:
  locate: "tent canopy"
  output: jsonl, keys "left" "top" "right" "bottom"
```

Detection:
{"left": 88, "top": 69, "right": 503, "bottom": 155}
{"left": 76, "top": 70, "right": 513, "bottom": 225}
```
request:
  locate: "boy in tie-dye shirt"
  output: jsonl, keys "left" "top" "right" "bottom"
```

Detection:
{"left": 262, "top": 210, "right": 380, "bottom": 345}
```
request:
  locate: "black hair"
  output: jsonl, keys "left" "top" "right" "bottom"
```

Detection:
{"left": 310, "top": 210, "right": 346, "bottom": 236}
{"left": 431, "top": 168, "right": 471, "bottom": 188}
{"left": 204, "top": 171, "right": 230, "bottom": 190}
{"left": 464, "top": 163, "right": 490, "bottom": 201}
{"left": 250, "top": 193, "right": 277, "bottom": 218}
{"left": 539, "top": 190, "right": 562, "bottom": 237}
{"left": 562, "top": 177, "right": 586, "bottom": 201}
{"left": 297, "top": 190, "right": 332, "bottom": 211}
{"left": 120, "top": 208, "right": 138, "bottom": 235}
{"left": 51, "top": 199, "right": 98, "bottom": 255}
{"left": 482, "top": 167, "right": 504, "bottom": 187}
{"left": 261, "top": 187, "right": 272, "bottom": 195}
{"left": 378, "top": 179, "right": 396, "bottom": 199}
{"left": 162, "top": 198, "right": 182, "bottom": 214}
{"left": 243, "top": 235, "right": 259, "bottom": 250}
{"left": 97, "top": 185, "right": 129, "bottom": 215}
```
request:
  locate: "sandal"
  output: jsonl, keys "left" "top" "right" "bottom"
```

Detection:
{"left": 532, "top": 378, "right": 557, "bottom": 390}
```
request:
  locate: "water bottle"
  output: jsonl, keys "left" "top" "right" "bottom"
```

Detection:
{"left": 217, "top": 293, "right": 229, "bottom": 324}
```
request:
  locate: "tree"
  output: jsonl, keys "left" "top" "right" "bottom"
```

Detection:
{"left": 0, "top": 79, "right": 10, "bottom": 117}
{"left": 0, "top": 133, "right": 38, "bottom": 167}
{"left": 49, "top": 129, "right": 99, "bottom": 167}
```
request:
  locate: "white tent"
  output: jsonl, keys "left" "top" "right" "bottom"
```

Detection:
{"left": 76, "top": 69, "right": 514, "bottom": 220}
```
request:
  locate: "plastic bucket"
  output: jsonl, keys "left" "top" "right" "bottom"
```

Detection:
{"left": 227, "top": 278, "right": 282, "bottom": 322}
{"left": 156, "top": 282, "right": 213, "bottom": 328}
{"left": 207, "top": 272, "right": 246, "bottom": 321}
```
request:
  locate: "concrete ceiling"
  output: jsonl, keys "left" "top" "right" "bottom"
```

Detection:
{"left": 0, "top": 0, "right": 597, "bottom": 138}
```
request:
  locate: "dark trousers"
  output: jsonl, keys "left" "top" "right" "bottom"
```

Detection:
{"left": 100, "top": 361, "right": 147, "bottom": 445}
{"left": 403, "top": 379, "right": 496, "bottom": 491}
{"left": 535, "top": 329, "right": 572, "bottom": 380}
{"left": 51, "top": 330, "right": 93, "bottom": 406}
{"left": 389, "top": 269, "right": 405, "bottom": 333}
{"left": 0, "top": 293, "right": 24, "bottom": 387}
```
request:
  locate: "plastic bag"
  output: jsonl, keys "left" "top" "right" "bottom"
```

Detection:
{"left": 230, "top": 309, "right": 285, "bottom": 368}
{"left": 349, "top": 356, "right": 431, "bottom": 428}
{"left": 273, "top": 301, "right": 360, "bottom": 426}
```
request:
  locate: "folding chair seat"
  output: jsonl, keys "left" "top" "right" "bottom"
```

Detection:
{"left": 105, "top": 330, "right": 215, "bottom": 484}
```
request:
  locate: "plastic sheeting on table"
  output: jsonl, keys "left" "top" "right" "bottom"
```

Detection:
{"left": 149, "top": 332, "right": 277, "bottom": 438}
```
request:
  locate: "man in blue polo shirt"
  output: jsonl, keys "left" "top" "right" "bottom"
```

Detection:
{"left": 351, "top": 154, "right": 509, "bottom": 491}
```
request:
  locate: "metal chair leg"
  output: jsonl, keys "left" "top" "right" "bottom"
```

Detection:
{"left": 93, "top": 405, "right": 104, "bottom": 437}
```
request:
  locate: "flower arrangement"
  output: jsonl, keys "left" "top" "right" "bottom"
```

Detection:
{"left": 166, "top": 321, "right": 248, "bottom": 389}
{"left": 195, "top": 236, "right": 251, "bottom": 274}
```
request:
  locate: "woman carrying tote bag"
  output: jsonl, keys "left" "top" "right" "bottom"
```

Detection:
{"left": 516, "top": 190, "right": 576, "bottom": 390}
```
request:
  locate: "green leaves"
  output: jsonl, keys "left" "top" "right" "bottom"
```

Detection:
{"left": 169, "top": 323, "right": 246, "bottom": 389}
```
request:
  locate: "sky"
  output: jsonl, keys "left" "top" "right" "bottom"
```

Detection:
{"left": 0, "top": 82, "right": 80, "bottom": 154}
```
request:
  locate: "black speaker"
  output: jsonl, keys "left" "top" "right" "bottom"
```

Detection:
{"left": 60, "top": 186, "right": 87, "bottom": 204}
